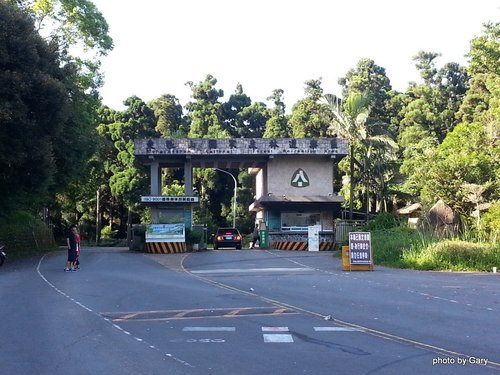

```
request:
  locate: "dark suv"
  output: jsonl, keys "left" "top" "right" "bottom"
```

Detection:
{"left": 213, "top": 228, "right": 242, "bottom": 250}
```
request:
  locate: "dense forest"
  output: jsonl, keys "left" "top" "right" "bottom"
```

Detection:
{"left": 0, "top": 1, "right": 498, "bottom": 244}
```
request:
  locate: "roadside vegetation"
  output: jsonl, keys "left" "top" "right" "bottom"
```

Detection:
{"left": 367, "top": 214, "right": 500, "bottom": 272}
{"left": 0, "top": 212, "right": 58, "bottom": 260}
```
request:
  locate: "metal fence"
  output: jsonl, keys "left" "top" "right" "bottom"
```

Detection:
{"left": 0, "top": 225, "right": 56, "bottom": 256}
{"left": 334, "top": 220, "right": 366, "bottom": 244}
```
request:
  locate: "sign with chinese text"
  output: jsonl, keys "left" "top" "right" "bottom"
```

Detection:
{"left": 348, "top": 232, "right": 372, "bottom": 265}
{"left": 141, "top": 196, "right": 199, "bottom": 203}
{"left": 135, "top": 138, "right": 348, "bottom": 157}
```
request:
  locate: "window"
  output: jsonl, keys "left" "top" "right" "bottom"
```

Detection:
{"left": 281, "top": 212, "right": 320, "bottom": 231}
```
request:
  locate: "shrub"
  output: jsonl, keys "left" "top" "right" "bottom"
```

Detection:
{"left": 100, "top": 226, "right": 118, "bottom": 240}
{"left": 364, "top": 213, "right": 400, "bottom": 231}
{"left": 185, "top": 228, "right": 202, "bottom": 244}
{"left": 481, "top": 201, "right": 500, "bottom": 243}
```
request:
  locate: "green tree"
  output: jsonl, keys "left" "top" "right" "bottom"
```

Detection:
{"left": 238, "top": 102, "right": 270, "bottom": 138}
{"left": 337, "top": 59, "right": 400, "bottom": 211}
{"left": 149, "top": 94, "right": 186, "bottom": 137}
{"left": 419, "top": 22, "right": 500, "bottom": 226}
{"left": 399, "top": 52, "right": 468, "bottom": 143}
{"left": 0, "top": 3, "right": 88, "bottom": 216}
{"left": 219, "top": 170, "right": 255, "bottom": 233}
{"left": 263, "top": 89, "right": 289, "bottom": 138}
{"left": 338, "top": 58, "right": 394, "bottom": 131}
{"left": 13, "top": 0, "right": 113, "bottom": 102}
{"left": 9, "top": 0, "right": 113, "bottom": 238}
{"left": 107, "top": 96, "right": 157, "bottom": 204}
{"left": 89, "top": 106, "right": 122, "bottom": 241}
{"left": 186, "top": 74, "right": 228, "bottom": 138}
{"left": 421, "top": 122, "right": 499, "bottom": 217}
{"left": 289, "top": 78, "right": 331, "bottom": 137}
{"left": 398, "top": 125, "right": 438, "bottom": 197}
{"left": 467, "top": 21, "right": 500, "bottom": 76}
{"left": 185, "top": 75, "right": 232, "bottom": 227}
{"left": 16, "top": 0, "right": 113, "bottom": 56}
{"left": 325, "top": 92, "right": 397, "bottom": 218}
{"left": 97, "top": 96, "right": 158, "bottom": 233}
{"left": 220, "top": 83, "right": 269, "bottom": 138}
{"left": 457, "top": 74, "right": 492, "bottom": 124}
{"left": 221, "top": 83, "right": 252, "bottom": 137}
{"left": 459, "top": 22, "right": 500, "bottom": 126}
{"left": 396, "top": 52, "right": 470, "bottom": 208}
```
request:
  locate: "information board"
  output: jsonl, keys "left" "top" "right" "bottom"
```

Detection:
{"left": 146, "top": 223, "right": 185, "bottom": 243}
{"left": 348, "top": 232, "right": 372, "bottom": 265}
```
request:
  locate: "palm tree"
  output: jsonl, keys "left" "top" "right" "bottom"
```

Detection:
{"left": 323, "top": 92, "right": 397, "bottom": 219}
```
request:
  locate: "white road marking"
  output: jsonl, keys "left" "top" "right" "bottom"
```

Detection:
{"left": 190, "top": 267, "right": 313, "bottom": 274}
{"left": 314, "top": 327, "right": 359, "bottom": 332}
{"left": 263, "top": 334, "right": 294, "bottom": 343}
{"left": 183, "top": 327, "right": 236, "bottom": 332}
{"left": 262, "top": 326, "right": 289, "bottom": 332}
{"left": 36, "top": 254, "right": 194, "bottom": 368}
{"left": 262, "top": 326, "right": 293, "bottom": 343}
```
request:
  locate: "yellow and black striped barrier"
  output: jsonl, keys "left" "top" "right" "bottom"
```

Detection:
{"left": 145, "top": 242, "right": 187, "bottom": 254}
{"left": 319, "top": 242, "right": 336, "bottom": 251}
{"left": 272, "top": 241, "right": 336, "bottom": 251}
{"left": 273, "top": 241, "right": 308, "bottom": 251}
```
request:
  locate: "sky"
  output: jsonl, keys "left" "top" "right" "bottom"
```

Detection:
{"left": 92, "top": 0, "right": 499, "bottom": 112}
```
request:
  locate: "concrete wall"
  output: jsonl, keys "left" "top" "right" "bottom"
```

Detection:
{"left": 267, "top": 156, "right": 333, "bottom": 196}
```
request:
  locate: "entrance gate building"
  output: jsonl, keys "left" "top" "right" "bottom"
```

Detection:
{"left": 134, "top": 138, "right": 348, "bottom": 252}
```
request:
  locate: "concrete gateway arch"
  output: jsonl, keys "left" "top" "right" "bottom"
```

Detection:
{"left": 134, "top": 137, "right": 348, "bottom": 253}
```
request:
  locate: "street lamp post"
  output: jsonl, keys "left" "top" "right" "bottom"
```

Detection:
{"left": 214, "top": 168, "right": 237, "bottom": 228}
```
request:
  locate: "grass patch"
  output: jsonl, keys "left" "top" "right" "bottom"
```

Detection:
{"left": 370, "top": 227, "right": 437, "bottom": 268}
{"left": 401, "top": 240, "right": 500, "bottom": 272}
{"left": 370, "top": 227, "right": 500, "bottom": 272}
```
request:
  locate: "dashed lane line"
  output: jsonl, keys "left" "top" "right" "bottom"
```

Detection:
{"left": 36, "top": 254, "right": 194, "bottom": 368}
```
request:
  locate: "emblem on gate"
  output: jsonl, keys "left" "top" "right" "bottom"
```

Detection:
{"left": 291, "top": 168, "right": 309, "bottom": 187}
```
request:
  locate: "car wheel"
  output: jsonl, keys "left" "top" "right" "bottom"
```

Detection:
{"left": 236, "top": 245, "right": 241, "bottom": 250}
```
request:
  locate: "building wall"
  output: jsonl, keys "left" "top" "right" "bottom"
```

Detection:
{"left": 267, "top": 156, "right": 333, "bottom": 196}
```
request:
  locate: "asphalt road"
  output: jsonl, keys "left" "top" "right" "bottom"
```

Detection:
{"left": 0, "top": 247, "right": 498, "bottom": 375}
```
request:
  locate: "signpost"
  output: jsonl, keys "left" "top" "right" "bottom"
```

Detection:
{"left": 345, "top": 232, "right": 374, "bottom": 271}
